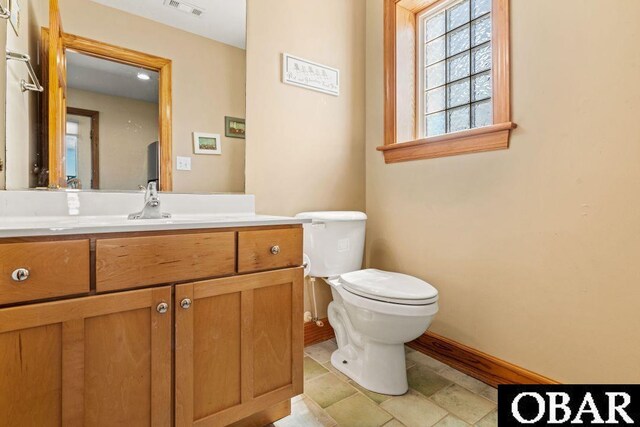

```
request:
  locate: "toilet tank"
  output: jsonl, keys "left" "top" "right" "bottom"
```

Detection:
{"left": 295, "top": 211, "right": 367, "bottom": 278}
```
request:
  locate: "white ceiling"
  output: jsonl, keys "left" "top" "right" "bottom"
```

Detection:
{"left": 67, "top": 50, "right": 160, "bottom": 103}
{"left": 89, "top": 0, "right": 246, "bottom": 49}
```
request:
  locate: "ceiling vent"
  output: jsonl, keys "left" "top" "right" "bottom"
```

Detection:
{"left": 164, "top": 0, "right": 204, "bottom": 17}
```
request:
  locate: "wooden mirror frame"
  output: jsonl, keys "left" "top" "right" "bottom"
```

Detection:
{"left": 41, "top": 29, "right": 173, "bottom": 191}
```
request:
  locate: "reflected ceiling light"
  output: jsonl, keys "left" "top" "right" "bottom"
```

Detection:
{"left": 137, "top": 72, "right": 151, "bottom": 81}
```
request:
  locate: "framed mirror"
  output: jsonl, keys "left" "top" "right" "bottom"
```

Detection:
{"left": 3, "top": 0, "right": 246, "bottom": 193}
{"left": 43, "top": 23, "right": 173, "bottom": 190}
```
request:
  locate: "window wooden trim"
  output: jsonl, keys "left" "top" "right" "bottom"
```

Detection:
{"left": 381, "top": 0, "right": 515, "bottom": 164}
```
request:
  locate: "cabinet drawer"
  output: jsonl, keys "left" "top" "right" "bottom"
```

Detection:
{"left": 96, "top": 232, "right": 236, "bottom": 292}
{"left": 238, "top": 228, "right": 302, "bottom": 273}
{"left": 0, "top": 240, "right": 90, "bottom": 305}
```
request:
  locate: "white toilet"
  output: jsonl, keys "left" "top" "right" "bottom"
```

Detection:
{"left": 296, "top": 211, "right": 439, "bottom": 395}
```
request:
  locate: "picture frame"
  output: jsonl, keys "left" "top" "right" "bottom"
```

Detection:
{"left": 225, "top": 116, "right": 245, "bottom": 139}
{"left": 282, "top": 53, "right": 340, "bottom": 96}
{"left": 193, "top": 132, "right": 221, "bottom": 155}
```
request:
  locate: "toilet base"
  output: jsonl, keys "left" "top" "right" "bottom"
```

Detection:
{"left": 325, "top": 277, "right": 437, "bottom": 396}
{"left": 330, "top": 342, "right": 408, "bottom": 396}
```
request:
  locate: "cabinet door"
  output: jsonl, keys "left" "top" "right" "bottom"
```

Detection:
{"left": 175, "top": 268, "right": 303, "bottom": 427}
{"left": 0, "top": 286, "right": 172, "bottom": 427}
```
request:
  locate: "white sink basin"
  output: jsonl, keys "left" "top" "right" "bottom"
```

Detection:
{"left": 0, "top": 191, "right": 308, "bottom": 237}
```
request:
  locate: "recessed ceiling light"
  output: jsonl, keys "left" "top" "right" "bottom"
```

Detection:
{"left": 137, "top": 72, "right": 151, "bottom": 81}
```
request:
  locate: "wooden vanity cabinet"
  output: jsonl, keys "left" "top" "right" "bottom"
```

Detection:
{"left": 0, "top": 239, "right": 90, "bottom": 305}
{"left": 175, "top": 268, "right": 303, "bottom": 427}
{"left": 237, "top": 228, "right": 302, "bottom": 273}
{"left": 0, "top": 286, "right": 172, "bottom": 427}
{"left": 0, "top": 225, "right": 304, "bottom": 427}
{"left": 95, "top": 232, "right": 236, "bottom": 293}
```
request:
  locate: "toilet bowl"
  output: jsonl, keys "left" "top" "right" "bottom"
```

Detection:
{"left": 296, "top": 212, "right": 439, "bottom": 395}
{"left": 325, "top": 269, "right": 438, "bottom": 395}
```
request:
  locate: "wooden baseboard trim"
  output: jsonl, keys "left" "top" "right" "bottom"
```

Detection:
{"left": 302, "top": 322, "right": 557, "bottom": 387}
{"left": 303, "top": 318, "right": 335, "bottom": 347}
{"left": 408, "top": 332, "right": 559, "bottom": 387}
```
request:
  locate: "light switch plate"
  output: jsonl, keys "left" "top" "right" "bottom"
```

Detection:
{"left": 176, "top": 156, "right": 191, "bottom": 171}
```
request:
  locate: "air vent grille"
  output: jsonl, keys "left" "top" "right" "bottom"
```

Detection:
{"left": 163, "top": 0, "right": 204, "bottom": 17}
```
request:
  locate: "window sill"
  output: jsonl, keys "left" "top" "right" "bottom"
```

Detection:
{"left": 377, "top": 122, "right": 517, "bottom": 164}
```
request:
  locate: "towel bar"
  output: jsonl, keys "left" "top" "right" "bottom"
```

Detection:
{"left": 0, "top": 4, "right": 9, "bottom": 19}
{"left": 6, "top": 49, "right": 44, "bottom": 93}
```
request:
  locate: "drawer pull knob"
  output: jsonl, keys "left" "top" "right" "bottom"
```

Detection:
{"left": 11, "top": 268, "right": 30, "bottom": 282}
{"left": 270, "top": 245, "right": 281, "bottom": 255}
{"left": 180, "top": 298, "right": 192, "bottom": 310}
{"left": 156, "top": 302, "right": 169, "bottom": 314}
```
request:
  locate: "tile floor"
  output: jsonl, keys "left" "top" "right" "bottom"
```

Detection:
{"left": 273, "top": 339, "right": 497, "bottom": 427}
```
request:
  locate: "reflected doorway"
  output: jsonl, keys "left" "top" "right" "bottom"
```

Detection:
{"left": 65, "top": 50, "right": 160, "bottom": 191}
{"left": 66, "top": 107, "right": 99, "bottom": 189}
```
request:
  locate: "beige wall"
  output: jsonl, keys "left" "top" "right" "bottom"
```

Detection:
{"left": 365, "top": 0, "right": 640, "bottom": 383}
{"left": 245, "top": 0, "right": 366, "bottom": 316}
{"left": 0, "top": 14, "right": 6, "bottom": 189}
{"left": 4, "top": 0, "right": 46, "bottom": 189}
{"left": 245, "top": 0, "right": 366, "bottom": 215}
{"left": 5, "top": 0, "right": 29, "bottom": 189}
{"left": 68, "top": 88, "right": 158, "bottom": 190}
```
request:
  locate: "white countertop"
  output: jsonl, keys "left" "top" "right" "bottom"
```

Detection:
{"left": 0, "top": 214, "right": 308, "bottom": 238}
{"left": 0, "top": 190, "right": 309, "bottom": 238}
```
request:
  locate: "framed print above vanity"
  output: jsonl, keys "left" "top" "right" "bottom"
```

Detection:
{"left": 225, "top": 116, "right": 245, "bottom": 139}
{"left": 2, "top": 0, "right": 247, "bottom": 194}
{"left": 193, "top": 132, "right": 222, "bottom": 155}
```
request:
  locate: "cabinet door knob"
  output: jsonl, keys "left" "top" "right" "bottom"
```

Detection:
{"left": 180, "top": 298, "right": 192, "bottom": 310}
{"left": 11, "top": 268, "right": 30, "bottom": 282}
{"left": 270, "top": 245, "right": 280, "bottom": 255}
{"left": 156, "top": 302, "right": 169, "bottom": 314}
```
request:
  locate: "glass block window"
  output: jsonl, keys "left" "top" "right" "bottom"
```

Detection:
{"left": 420, "top": 0, "right": 492, "bottom": 137}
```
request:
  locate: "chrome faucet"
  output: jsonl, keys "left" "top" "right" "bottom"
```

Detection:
{"left": 128, "top": 182, "right": 171, "bottom": 220}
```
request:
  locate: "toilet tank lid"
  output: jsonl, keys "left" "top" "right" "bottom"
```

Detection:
{"left": 295, "top": 211, "right": 367, "bottom": 222}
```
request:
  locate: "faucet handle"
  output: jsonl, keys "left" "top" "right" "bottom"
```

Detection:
{"left": 145, "top": 182, "right": 159, "bottom": 201}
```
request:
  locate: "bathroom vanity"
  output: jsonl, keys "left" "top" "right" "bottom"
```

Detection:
{"left": 3, "top": 0, "right": 301, "bottom": 424}
{"left": 0, "top": 191, "right": 306, "bottom": 427}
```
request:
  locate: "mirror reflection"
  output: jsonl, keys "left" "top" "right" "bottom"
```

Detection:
{"left": 3, "top": 0, "right": 247, "bottom": 193}
{"left": 66, "top": 52, "right": 160, "bottom": 190}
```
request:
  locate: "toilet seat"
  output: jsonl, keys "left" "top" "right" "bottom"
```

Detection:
{"left": 325, "top": 276, "right": 439, "bottom": 317}
{"left": 338, "top": 269, "right": 438, "bottom": 306}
